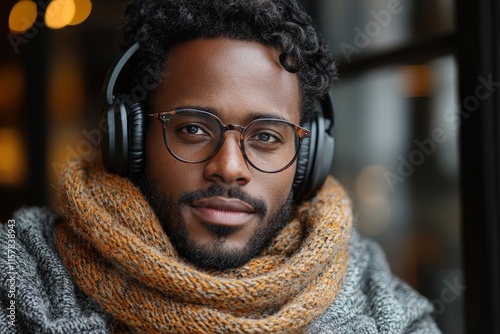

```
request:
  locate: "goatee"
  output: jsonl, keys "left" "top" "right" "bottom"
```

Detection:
{"left": 135, "top": 173, "right": 294, "bottom": 270}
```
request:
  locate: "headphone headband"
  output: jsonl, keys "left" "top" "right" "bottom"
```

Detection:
{"left": 320, "top": 90, "right": 335, "bottom": 136}
{"left": 103, "top": 42, "right": 140, "bottom": 105}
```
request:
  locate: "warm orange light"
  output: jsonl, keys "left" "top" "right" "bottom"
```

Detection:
{"left": 69, "top": 0, "right": 92, "bottom": 25}
{"left": 48, "top": 57, "right": 85, "bottom": 121}
{"left": 399, "top": 65, "right": 434, "bottom": 98}
{"left": 8, "top": 0, "right": 37, "bottom": 34}
{"left": 0, "top": 128, "right": 27, "bottom": 186}
{"left": 45, "top": 0, "right": 76, "bottom": 29}
{"left": 0, "top": 63, "right": 25, "bottom": 117}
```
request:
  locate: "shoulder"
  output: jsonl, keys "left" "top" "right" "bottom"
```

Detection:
{"left": 307, "top": 230, "right": 442, "bottom": 334}
{"left": 0, "top": 207, "right": 110, "bottom": 334}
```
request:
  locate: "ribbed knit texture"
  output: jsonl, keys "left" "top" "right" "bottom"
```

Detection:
{"left": 305, "top": 230, "right": 441, "bottom": 333}
{"left": 55, "top": 159, "right": 352, "bottom": 333}
{"left": 0, "top": 207, "right": 110, "bottom": 334}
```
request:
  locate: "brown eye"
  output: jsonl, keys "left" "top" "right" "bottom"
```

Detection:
{"left": 253, "top": 132, "right": 278, "bottom": 143}
{"left": 182, "top": 125, "right": 205, "bottom": 135}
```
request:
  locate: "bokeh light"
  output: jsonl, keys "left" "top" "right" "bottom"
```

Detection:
{"left": 45, "top": 0, "right": 76, "bottom": 29}
{"left": 69, "top": 0, "right": 92, "bottom": 25}
{"left": 9, "top": 0, "right": 92, "bottom": 31}
{"left": 8, "top": 0, "right": 37, "bottom": 34}
{"left": 0, "top": 128, "right": 27, "bottom": 186}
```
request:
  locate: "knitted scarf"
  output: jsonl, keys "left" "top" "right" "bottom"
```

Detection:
{"left": 55, "top": 159, "right": 352, "bottom": 334}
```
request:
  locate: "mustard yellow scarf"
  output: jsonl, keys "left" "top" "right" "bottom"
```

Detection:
{"left": 55, "top": 159, "right": 352, "bottom": 333}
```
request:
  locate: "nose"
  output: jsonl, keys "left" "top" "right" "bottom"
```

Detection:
{"left": 203, "top": 132, "right": 252, "bottom": 186}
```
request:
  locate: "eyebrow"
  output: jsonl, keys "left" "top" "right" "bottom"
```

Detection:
{"left": 169, "top": 105, "right": 291, "bottom": 123}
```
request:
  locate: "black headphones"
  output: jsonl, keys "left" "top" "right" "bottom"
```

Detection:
{"left": 100, "top": 42, "right": 335, "bottom": 202}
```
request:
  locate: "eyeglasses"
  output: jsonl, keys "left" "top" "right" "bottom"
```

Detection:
{"left": 148, "top": 109, "right": 310, "bottom": 173}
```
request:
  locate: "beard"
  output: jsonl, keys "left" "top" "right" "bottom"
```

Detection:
{"left": 135, "top": 173, "right": 294, "bottom": 270}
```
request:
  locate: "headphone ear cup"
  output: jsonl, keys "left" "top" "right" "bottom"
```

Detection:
{"left": 101, "top": 96, "right": 128, "bottom": 176}
{"left": 293, "top": 112, "right": 335, "bottom": 202}
{"left": 100, "top": 95, "right": 145, "bottom": 178}
{"left": 127, "top": 101, "right": 145, "bottom": 178}
{"left": 100, "top": 43, "right": 142, "bottom": 178}
{"left": 310, "top": 113, "right": 334, "bottom": 197}
{"left": 101, "top": 100, "right": 115, "bottom": 173}
{"left": 293, "top": 117, "right": 315, "bottom": 201}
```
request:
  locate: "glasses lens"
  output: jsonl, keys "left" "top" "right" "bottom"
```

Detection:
{"left": 164, "top": 111, "right": 222, "bottom": 162}
{"left": 243, "top": 120, "right": 300, "bottom": 172}
{"left": 161, "top": 111, "right": 304, "bottom": 172}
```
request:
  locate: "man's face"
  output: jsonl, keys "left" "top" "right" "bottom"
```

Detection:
{"left": 141, "top": 38, "right": 301, "bottom": 270}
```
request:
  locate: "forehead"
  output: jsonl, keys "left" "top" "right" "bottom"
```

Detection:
{"left": 154, "top": 38, "right": 301, "bottom": 123}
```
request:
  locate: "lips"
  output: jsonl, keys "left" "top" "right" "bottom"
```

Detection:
{"left": 190, "top": 197, "right": 255, "bottom": 227}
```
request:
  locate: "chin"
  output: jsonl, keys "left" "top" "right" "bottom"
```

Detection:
{"left": 135, "top": 170, "right": 294, "bottom": 271}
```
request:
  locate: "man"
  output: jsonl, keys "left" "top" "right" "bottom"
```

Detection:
{"left": 1, "top": 0, "right": 441, "bottom": 333}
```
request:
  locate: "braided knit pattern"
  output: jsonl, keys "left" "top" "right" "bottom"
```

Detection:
{"left": 55, "top": 159, "right": 352, "bottom": 333}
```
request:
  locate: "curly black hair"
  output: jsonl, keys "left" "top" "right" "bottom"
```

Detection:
{"left": 121, "top": 0, "right": 337, "bottom": 117}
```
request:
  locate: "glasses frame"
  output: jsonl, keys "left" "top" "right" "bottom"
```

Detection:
{"left": 147, "top": 109, "right": 311, "bottom": 173}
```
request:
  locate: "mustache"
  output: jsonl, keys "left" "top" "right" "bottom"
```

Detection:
{"left": 178, "top": 184, "right": 267, "bottom": 217}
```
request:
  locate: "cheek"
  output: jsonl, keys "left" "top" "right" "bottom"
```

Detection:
{"left": 261, "top": 164, "right": 296, "bottom": 209}
{"left": 145, "top": 121, "right": 168, "bottom": 178}
{"left": 144, "top": 122, "right": 197, "bottom": 197}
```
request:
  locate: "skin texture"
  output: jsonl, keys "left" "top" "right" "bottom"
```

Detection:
{"left": 140, "top": 38, "right": 301, "bottom": 269}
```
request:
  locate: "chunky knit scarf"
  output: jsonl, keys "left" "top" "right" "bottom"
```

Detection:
{"left": 55, "top": 159, "right": 352, "bottom": 334}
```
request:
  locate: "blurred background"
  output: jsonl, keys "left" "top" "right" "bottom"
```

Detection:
{"left": 1, "top": 1, "right": 499, "bottom": 333}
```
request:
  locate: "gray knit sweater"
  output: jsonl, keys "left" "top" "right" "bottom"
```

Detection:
{"left": 0, "top": 207, "right": 440, "bottom": 333}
